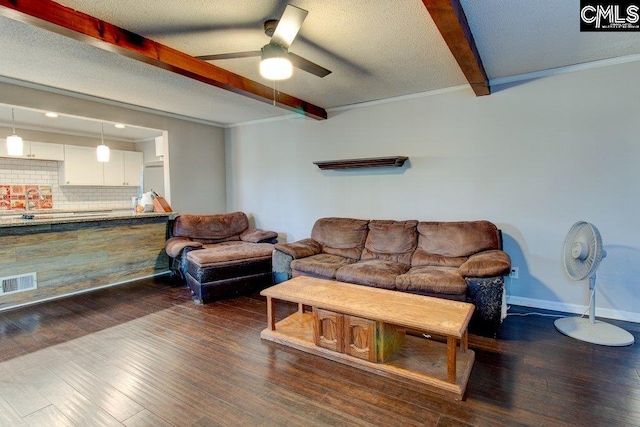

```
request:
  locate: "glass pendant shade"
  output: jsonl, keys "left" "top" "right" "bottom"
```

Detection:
{"left": 6, "top": 108, "right": 24, "bottom": 156}
{"left": 6, "top": 134, "right": 23, "bottom": 156}
{"left": 96, "top": 123, "right": 110, "bottom": 162}
{"left": 96, "top": 144, "right": 110, "bottom": 162}
{"left": 260, "top": 44, "right": 293, "bottom": 80}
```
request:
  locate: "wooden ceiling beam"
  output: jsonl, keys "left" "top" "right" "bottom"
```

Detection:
{"left": 0, "top": 0, "right": 327, "bottom": 120}
{"left": 422, "top": 0, "right": 490, "bottom": 96}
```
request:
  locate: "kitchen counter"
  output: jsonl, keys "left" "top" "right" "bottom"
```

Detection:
{"left": 0, "top": 209, "right": 176, "bottom": 228}
{"left": 0, "top": 210, "right": 175, "bottom": 311}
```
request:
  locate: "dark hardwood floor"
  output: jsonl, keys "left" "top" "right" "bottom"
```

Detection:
{"left": 0, "top": 276, "right": 638, "bottom": 426}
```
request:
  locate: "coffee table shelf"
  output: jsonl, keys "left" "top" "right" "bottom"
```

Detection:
{"left": 260, "top": 277, "right": 476, "bottom": 400}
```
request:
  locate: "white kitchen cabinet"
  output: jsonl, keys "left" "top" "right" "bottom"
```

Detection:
{"left": 59, "top": 145, "right": 103, "bottom": 186}
{"left": 27, "top": 141, "right": 65, "bottom": 161}
{"left": 124, "top": 151, "right": 143, "bottom": 187}
{"left": 61, "top": 145, "right": 143, "bottom": 186}
{"left": 0, "top": 139, "right": 64, "bottom": 161}
{"left": 103, "top": 150, "right": 143, "bottom": 186}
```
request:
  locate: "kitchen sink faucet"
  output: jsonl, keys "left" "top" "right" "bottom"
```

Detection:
{"left": 25, "top": 188, "right": 44, "bottom": 211}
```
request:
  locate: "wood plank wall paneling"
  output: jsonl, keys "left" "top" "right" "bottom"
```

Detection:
{"left": 0, "top": 219, "right": 169, "bottom": 309}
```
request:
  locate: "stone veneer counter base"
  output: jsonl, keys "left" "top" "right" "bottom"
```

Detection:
{"left": 0, "top": 212, "right": 173, "bottom": 310}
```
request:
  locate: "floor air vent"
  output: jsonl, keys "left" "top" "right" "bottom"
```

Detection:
{"left": 0, "top": 273, "right": 37, "bottom": 295}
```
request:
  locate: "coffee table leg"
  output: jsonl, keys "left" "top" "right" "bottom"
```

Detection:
{"left": 266, "top": 296, "right": 276, "bottom": 331}
{"left": 461, "top": 330, "right": 468, "bottom": 353}
{"left": 447, "top": 337, "right": 457, "bottom": 383}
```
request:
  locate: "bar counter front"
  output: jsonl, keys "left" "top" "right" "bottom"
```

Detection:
{"left": 0, "top": 210, "right": 174, "bottom": 311}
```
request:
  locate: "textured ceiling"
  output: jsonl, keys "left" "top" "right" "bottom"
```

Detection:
{"left": 0, "top": 0, "right": 639, "bottom": 133}
{"left": 461, "top": 0, "right": 640, "bottom": 79}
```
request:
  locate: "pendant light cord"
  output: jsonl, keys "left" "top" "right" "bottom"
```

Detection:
{"left": 11, "top": 108, "right": 16, "bottom": 134}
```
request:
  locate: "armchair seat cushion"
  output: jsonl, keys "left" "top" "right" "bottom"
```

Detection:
{"left": 291, "top": 253, "right": 355, "bottom": 279}
{"left": 335, "top": 259, "right": 410, "bottom": 290}
{"left": 396, "top": 266, "right": 467, "bottom": 295}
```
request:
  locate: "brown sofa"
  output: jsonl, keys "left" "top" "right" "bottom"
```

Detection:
{"left": 165, "top": 212, "right": 278, "bottom": 303}
{"left": 273, "top": 217, "right": 511, "bottom": 337}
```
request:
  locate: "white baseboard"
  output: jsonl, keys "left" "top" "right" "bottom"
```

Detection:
{"left": 507, "top": 295, "right": 640, "bottom": 323}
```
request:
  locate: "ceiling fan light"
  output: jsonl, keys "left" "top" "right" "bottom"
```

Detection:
{"left": 260, "top": 44, "right": 292, "bottom": 80}
{"left": 6, "top": 134, "right": 23, "bottom": 156}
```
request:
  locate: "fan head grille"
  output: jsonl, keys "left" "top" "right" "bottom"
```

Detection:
{"left": 563, "top": 221, "right": 603, "bottom": 280}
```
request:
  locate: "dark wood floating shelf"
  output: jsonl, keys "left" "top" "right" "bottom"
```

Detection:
{"left": 313, "top": 156, "right": 409, "bottom": 170}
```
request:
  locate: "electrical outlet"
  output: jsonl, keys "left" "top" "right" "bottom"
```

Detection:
{"left": 509, "top": 267, "right": 519, "bottom": 279}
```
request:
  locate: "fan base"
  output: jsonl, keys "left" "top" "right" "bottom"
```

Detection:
{"left": 554, "top": 317, "right": 634, "bottom": 346}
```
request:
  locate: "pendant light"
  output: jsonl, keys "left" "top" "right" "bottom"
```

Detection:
{"left": 6, "top": 108, "right": 24, "bottom": 156}
{"left": 96, "top": 122, "right": 110, "bottom": 162}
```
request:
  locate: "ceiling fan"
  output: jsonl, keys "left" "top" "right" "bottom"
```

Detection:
{"left": 196, "top": 4, "right": 331, "bottom": 80}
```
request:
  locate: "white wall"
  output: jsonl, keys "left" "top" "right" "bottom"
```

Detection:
{"left": 1, "top": 81, "right": 226, "bottom": 214}
{"left": 226, "top": 60, "right": 640, "bottom": 323}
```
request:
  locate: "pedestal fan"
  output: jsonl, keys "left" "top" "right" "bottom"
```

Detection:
{"left": 554, "top": 221, "right": 634, "bottom": 346}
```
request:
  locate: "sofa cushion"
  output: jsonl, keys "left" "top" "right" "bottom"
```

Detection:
{"left": 411, "top": 252, "right": 468, "bottom": 268}
{"left": 360, "top": 220, "right": 418, "bottom": 265}
{"left": 336, "top": 259, "right": 410, "bottom": 290}
{"left": 173, "top": 212, "right": 249, "bottom": 244}
{"left": 459, "top": 250, "right": 511, "bottom": 277}
{"left": 412, "top": 221, "right": 501, "bottom": 267}
{"left": 396, "top": 266, "right": 467, "bottom": 295}
{"left": 311, "top": 217, "right": 369, "bottom": 260}
{"left": 187, "top": 241, "right": 274, "bottom": 267}
{"left": 292, "top": 253, "right": 356, "bottom": 279}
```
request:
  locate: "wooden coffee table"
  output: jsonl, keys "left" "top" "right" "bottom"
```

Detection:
{"left": 260, "top": 276, "right": 475, "bottom": 400}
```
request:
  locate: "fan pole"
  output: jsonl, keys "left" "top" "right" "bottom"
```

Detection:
{"left": 588, "top": 275, "right": 596, "bottom": 324}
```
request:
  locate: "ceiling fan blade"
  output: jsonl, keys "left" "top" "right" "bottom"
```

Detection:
{"left": 288, "top": 52, "right": 332, "bottom": 78}
{"left": 196, "top": 51, "right": 261, "bottom": 61}
{"left": 271, "top": 4, "right": 308, "bottom": 50}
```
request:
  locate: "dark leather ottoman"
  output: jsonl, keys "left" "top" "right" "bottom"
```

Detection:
{"left": 185, "top": 241, "right": 275, "bottom": 303}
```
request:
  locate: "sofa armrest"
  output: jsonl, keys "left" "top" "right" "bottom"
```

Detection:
{"left": 240, "top": 228, "right": 278, "bottom": 244}
{"left": 465, "top": 276, "right": 506, "bottom": 338}
{"left": 274, "top": 238, "right": 322, "bottom": 259}
{"left": 459, "top": 250, "right": 511, "bottom": 277}
{"left": 165, "top": 236, "right": 203, "bottom": 258}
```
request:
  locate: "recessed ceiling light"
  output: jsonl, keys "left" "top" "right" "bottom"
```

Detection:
{"left": 114, "top": 123, "right": 125, "bottom": 129}
{"left": 45, "top": 112, "right": 58, "bottom": 118}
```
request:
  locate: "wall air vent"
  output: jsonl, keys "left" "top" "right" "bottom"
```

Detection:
{"left": 0, "top": 273, "right": 37, "bottom": 295}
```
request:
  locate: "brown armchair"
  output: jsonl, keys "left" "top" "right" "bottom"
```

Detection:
{"left": 165, "top": 212, "right": 277, "bottom": 303}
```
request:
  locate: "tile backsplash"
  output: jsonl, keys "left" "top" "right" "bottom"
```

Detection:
{"left": 0, "top": 157, "right": 140, "bottom": 211}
